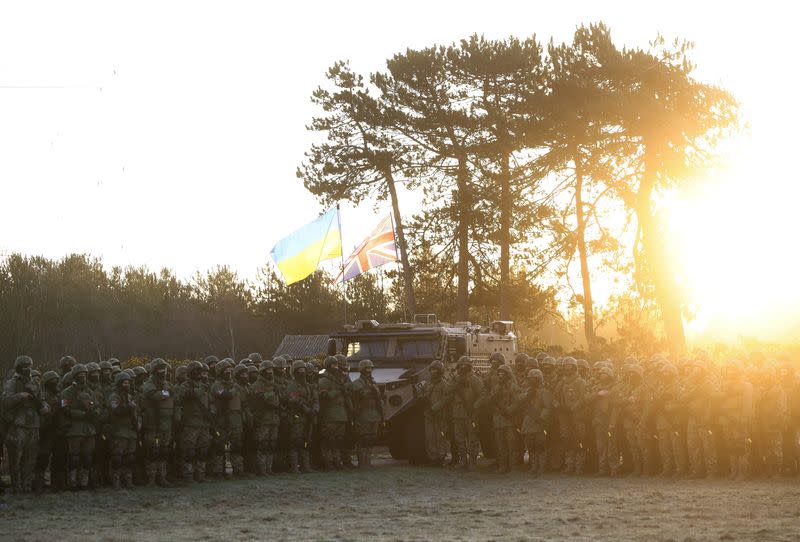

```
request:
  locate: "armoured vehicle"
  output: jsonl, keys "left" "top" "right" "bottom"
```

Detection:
{"left": 327, "top": 314, "right": 517, "bottom": 463}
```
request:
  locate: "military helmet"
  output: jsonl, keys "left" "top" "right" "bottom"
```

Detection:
{"left": 14, "top": 355, "right": 33, "bottom": 370}
{"left": 661, "top": 364, "right": 678, "bottom": 377}
{"left": 151, "top": 358, "right": 169, "bottom": 371}
{"left": 273, "top": 357, "right": 288, "bottom": 369}
{"left": 238, "top": 358, "right": 250, "bottom": 367}
{"left": 42, "top": 370, "right": 59, "bottom": 385}
{"left": 248, "top": 352, "right": 263, "bottom": 364}
{"left": 514, "top": 353, "right": 529, "bottom": 366}
{"left": 111, "top": 366, "right": 122, "bottom": 376}
{"left": 216, "top": 360, "right": 232, "bottom": 373}
{"left": 200, "top": 362, "right": 210, "bottom": 371}
{"left": 204, "top": 355, "right": 220, "bottom": 366}
{"left": 304, "top": 362, "right": 316, "bottom": 373}
{"left": 114, "top": 371, "right": 132, "bottom": 384}
{"left": 31, "top": 369, "right": 41, "bottom": 378}
{"left": 259, "top": 360, "right": 274, "bottom": 371}
{"left": 358, "top": 359, "right": 374, "bottom": 370}
{"left": 562, "top": 357, "right": 577, "bottom": 368}
{"left": 290, "top": 360, "right": 306, "bottom": 374}
{"left": 86, "top": 362, "right": 100, "bottom": 372}
{"left": 334, "top": 353, "right": 347, "bottom": 364}
{"left": 429, "top": 360, "right": 444, "bottom": 372}
{"left": 176, "top": 365, "right": 188, "bottom": 378}
{"left": 99, "top": 360, "right": 113, "bottom": 370}
{"left": 625, "top": 364, "right": 644, "bottom": 377}
{"left": 576, "top": 358, "right": 589, "bottom": 369}
{"left": 72, "top": 363, "right": 88, "bottom": 375}
{"left": 107, "top": 357, "right": 121, "bottom": 367}
{"left": 540, "top": 356, "right": 556, "bottom": 367}
{"left": 527, "top": 368, "right": 544, "bottom": 381}
{"left": 324, "top": 356, "right": 338, "bottom": 370}
{"left": 597, "top": 366, "right": 614, "bottom": 379}
{"left": 489, "top": 353, "right": 506, "bottom": 365}
{"left": 456, "top": 355, "right": 472, "bottom": 366}
{"left": 535, "top": 352, "right": 548, "bottom": 362}
{"left": 124, "top": 368, "right": 135, "bottom": 377}
{"left": 59, "top": 355, "right": 76, "bottom": 369}
{"left": 132, "top": 365, "right": 147, "bottom": 376}
{"left": 234, "top": 364, "right": 248, "bottom": 375}
{"left": 186, "top": 360, "right": 203, "bottom": 374}
{"left": 248, "top": 365, "right": 259, "bottom": 374}
{"left": 497, "top": 364, "right": 513, "bottom": 376}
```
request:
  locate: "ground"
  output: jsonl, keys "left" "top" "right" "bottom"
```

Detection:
{"left": 2, "top": 454, "right": 799, "bottom": 541}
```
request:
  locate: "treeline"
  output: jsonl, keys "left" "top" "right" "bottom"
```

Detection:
{"left": 298, "top": 22, "right": 738, "bottom": 354}
{"left": 0, "top": 254, "right": 388, "bottom": 372}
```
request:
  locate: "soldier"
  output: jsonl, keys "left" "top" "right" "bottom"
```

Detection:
{"left": 348, "top": 359, "right": 384, "bottom": 468}
{"left": 99, "top": 361, "right": 114, "bottom": 394}
{"left": 273, "top": 356, "right": 290, "bottom": 471}
{"left": 587, "top": 366, "right": 617, "bottom": 477}
{"left": 653, "top": 364, "right": 687, "bottom": 477}
{"left": 285, "top": 360, "right": 315, "bottom": 473}
{"left": 86, "top": 362, "right": 109, "bottom": 487}
{"left": 204, "top": 355, "right": 220, "bottom": 380}
{"left": 179, "top": 361, "right": 213, "bottom": 483}
{"left": 757, "top": 364, "right": 787, "bottom": 477}
{"left": 620, "top": 364, "right": 647, "bottom": 477}
{"left": 447, "top": 356, "right": 483, "bottom": 470}
{"left": 248, "top": 360, "right": 281, "bottom": 475}
{"left": 60, "top": 364, "right": 101, "bottom": 490}
{"left": 718, "top": 360, "right": 754, "bottom": 480}
{"left": 419, "top": 361, "right": 450, "bottom": 467}
{"left": 57, "top": 355, "right": 76, "bottom": 392}
{"left": 3, "top": 356, "right": 48, "bottom": 493}
{"left": 484, "top": 364, "right": 519, "bottom": 473}
{"left": 33, "top": 370, "right": 60, "bottom": 493}
{"left": 516, "top": 369, "right": 554, "bottom": 476}
{"left": 210, "top": 360, "right": 247, "bottom": 478}
{"left": 681, "top": 359, "right": 718, "bottom": 478}
{"left": 557, "top": 357, "right": 588, "bottom": 475}
{"left": 248, "top": 365, "right": 259, "bottom": 385}
{"left": 141, "top": 358, "right": 178, "bottom": 487}
{"left": 106, "top": 371, "right": 139, "bottom": 489}
{"left": 335, "top": 353, "right": 357, "bottom": 468}
{"left": 317, "top": 356, "right": 348, "bottom": 470}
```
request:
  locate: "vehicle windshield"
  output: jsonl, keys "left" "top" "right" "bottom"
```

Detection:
{"left": 345, "top": 337, "right": 440, "bottom": 363}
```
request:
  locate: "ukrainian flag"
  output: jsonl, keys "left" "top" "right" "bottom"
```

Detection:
{"left": 270, "top": 206, "right": 342, "bottom": 285}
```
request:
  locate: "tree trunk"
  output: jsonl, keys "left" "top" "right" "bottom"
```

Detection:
{"left": 384, "top": 168, "right": 417, "bottom": 317}
{"left": 455, "top": 154, "right": 470, "bottom": 322}
{"left": 573, "top": 146, "right": 596, "bottom": 352}
{"left": 638, "top": 145, "right": 686, "bottom": 355}
{"left": 498, "top": 150, "right": 511, "bottom": 320}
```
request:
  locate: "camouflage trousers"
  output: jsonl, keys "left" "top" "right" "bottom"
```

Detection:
{"left": 686, "top": 418, "right": 718, "bottom": 477}
{"left": 656, "top": 425, "right": 688, "bottom": 476}
{"left": 211, "top": 427, "right": 243, "bottom": 476}
{"left": 623, "top": 418, "right": 648, "bottom": 475}
{"left": 5, "top": 426, "right": 39, "bottom": 492}
{"left": 524, "top": 432, "right": 547, "bottom": 474}
{"left": 719, "top": 416, "right": 750, "bottom": 478}
{"left": 452, "top": 417, "right": 480, "bottom": 466}
{"left": 318, "top": 421, "right": 346, "bottom": 469}
{"left": 253, "top": 423, "right": 279, "bottom": 475}
{"left": 67, "top": 436, "right": 95, "bottom": 489}
{"left": 494, "top": 427, "right": 516, "bottom": 472}
{"left": 760, "top": 426, "right": 783, "bottom": 476}
{"left": 109, "top": 437, "right": 136, "bottom": 487}
{"left": 179, "top": 426, "right": 211, "bottom": 480}
{"left": 593, "top": 420, "right": 620, "bottom": 475}
{"left": 423, "top": 413, "right": 449, "bottom": 464}
{"left": 560, "top": 416, "right": 587, "bottom": 474}
{"left": 355, "top": 421, "right": 379, "bottom": 448}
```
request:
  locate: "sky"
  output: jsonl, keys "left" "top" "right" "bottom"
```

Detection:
{"left": 1, "top": 1, "right": 797, "bottom": 341}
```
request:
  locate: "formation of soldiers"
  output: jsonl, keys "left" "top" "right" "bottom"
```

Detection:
{"left": 1, "top": 353, "right": 383, "bottom": 494}
{"left": 2, "top": 349, "right": 799, "bottom": 494}
{"left": 419, "top": 351, "right": 800, "bottom": 479}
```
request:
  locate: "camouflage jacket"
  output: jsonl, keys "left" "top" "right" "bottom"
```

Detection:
{"left": 348, "top": 376, "right": 384, "bottom": 423}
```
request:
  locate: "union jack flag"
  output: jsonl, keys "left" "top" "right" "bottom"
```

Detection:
{"left": 333, "top": 213, "right": 398, "bottom": 285}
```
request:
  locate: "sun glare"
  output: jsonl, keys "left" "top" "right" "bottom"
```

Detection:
{"left": 667, "top": 133, "right": 800, "bottom": 343}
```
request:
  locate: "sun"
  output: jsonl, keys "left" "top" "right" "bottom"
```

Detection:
{"left": 665, "top": 131, "right": 800, "bottom": 344}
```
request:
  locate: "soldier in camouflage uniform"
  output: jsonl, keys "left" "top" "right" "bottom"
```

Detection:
{"left": 516, "top": 368, "right": 554, "bottom": 476}
{"left": 681, "top": 359, "right": 718, "bottom": 478}
{"left": 756, "top": 364, "right": 787, "bottom": 477}
{"left": 483, "top": 364, "right": 519, "bottom": 473}
{"left": 3, "top": 356, "right": 48, "bottom": 493}
{"left": 33, "top": 370, "right": 60, "bottom": 493}
{"left": 348, "top": 359, "right": 384, "bottom": 468}
{"left": 273, "top": 356, "right": 290, "bottom": 471}
{"left": 447, "top": 356, "right": 483, "bottom": 470}
{"left": 318, "top": 356, "right": 348, "bottom": 470}
{"left": 179, "top": 361, "right": 213, "bottom": 482}
{"left": 107, "top": 371, "right": 139, "bottom": 489}
{"left": 336, "top": 353, "right": 357, "bottom": 468}
{"left": 248, "top": 360, "right": 282, "bottom": 475}
{"left": 210, "top": 360, "right": 247, "bottom": 478}
{"left": 557, "top": 357, "right": 588, "bottom": 475}
{"left": 60, "top": 364, "right": 101, "bottom": 490}
{"left": 653, "top": 364, "right": 687, "bottom": 477}
{"left": 419, "top": 360, "right": 450, "bottom": 467}
{"left": 141, "top": 358, "right": 178, "bottom": 487}
{"left": 620, "top": 363, "right": 647, "bottom": 477}
{"left": 586, "top": 365, "right": 617, "bottom": 476}
{"left": 717, "top": 361, "right": 753, "bottom": 480}
{"left": 285, "top": 360, "right": 316, "bottom": 473}
{"left": 86, "top": 362, "right": 109, "bottom": 487}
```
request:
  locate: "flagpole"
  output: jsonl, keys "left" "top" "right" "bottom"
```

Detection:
{"left": 387, "top": 211, "right": 408, "bottom": 322}
{"left": 336, "top": 203, "right": 347, "bottom": 325}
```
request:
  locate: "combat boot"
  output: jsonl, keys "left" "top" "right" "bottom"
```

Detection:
{"left": 79, "top": 468, "right": 90, "bottom": 490}
{"left": 111, "top": 470, "right": 121, "bottom": 490}
{"left": 193, "top": 461, "right": 207, "bottom": 483}
{"left": 466, "top": 454, "right": 477, "bottom": 472}
{"left": 32, "top": 473, "right": 45, "bottom": 495}
{"left": 122, "top": 468, "right": 134, "bottom": 489}
{"left": 182, "top": 462, "right": 194, "bottom": 484}
{"left": 68, "top": 469, "right": 79, "bottom": 491}
{"left": 265, "top": 453, "right": 275, "bottom": 475}
{"left": 145, "top": 463, "right": 158, "bottom": 487}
